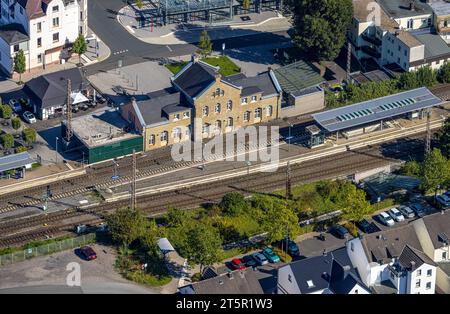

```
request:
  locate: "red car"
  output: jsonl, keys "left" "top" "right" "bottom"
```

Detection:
{"left": 79, "top": 246, "right": 97, "bottom": 261}
{"left": 231, "top": 258, "right": 246, "bottom": 270}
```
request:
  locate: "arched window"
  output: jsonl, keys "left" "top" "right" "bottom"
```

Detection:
{"left": 149, "top": 134, "right": 155, "bottom": 145}
{"left": 227, "top": 117, "right": 233, "bottom": 127}
{"left": 215, "top": 103, "right": 221, "bottom": 113}
{"left": 202, "top": 106, "right": 209, "bottom": 116}
{"left": 226, "top": 100, "right": 233, "bottom": 111}
{"left": 173, "top": 127, "right": 182, "bottom": 140}
{"left": 266, "top": 105, "right": 273, "bottom": 117}
{"left": 215, "top": 120, "right": 222, "bottom": 131}
{"left": 160, "top": 131, "right": 168, "bottom": 142}
{"left": 243, "top": 111, "right": 250, "bottom": 122}
{"left": 255, "top": 108, "right": 262, "bottom": 119}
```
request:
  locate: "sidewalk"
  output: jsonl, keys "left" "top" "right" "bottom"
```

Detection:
{"left": 118, "top": 6, "right": 292, "bottom": 45}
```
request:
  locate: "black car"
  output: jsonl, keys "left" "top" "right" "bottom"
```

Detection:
{"left": 331, "top": 225, "right": 349, "bottom": 239}
{"left": 95, "top": 94, "right": 106, "bottom": 104}
{"left": 79, "top": 103, "right": 89, "bottom": 111}
{"left": 274, "top": 238, "right": 300, "bottom": 256}
{"left": 356, "top": 219, "right": 379, "bottom": 234}
{"left": 242, "top": 255, "right": 257, "bottom": 268}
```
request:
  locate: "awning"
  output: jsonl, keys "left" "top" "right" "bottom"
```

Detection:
{"left": 71, "top": 91, "right": 89, "bottom": 105}
{"left": 157, "top": 238, "right": 175, "bottom": 253}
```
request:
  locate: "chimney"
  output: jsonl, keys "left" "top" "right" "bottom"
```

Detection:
{"left": 410, "top": 261, "right": 416, "bottom": 270}
{"left": 323, "top": 249, "right": 327, "bottom": 256}
{"left": 409, "top": 0, "right": 415, "bottom": 11}
{"left": 342, "top": 265, "right": 351, "bottom": 280}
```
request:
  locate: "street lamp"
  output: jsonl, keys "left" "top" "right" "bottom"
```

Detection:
{"left": 287, "top": 123, "right": 293, "bottom": 152}
{"left": 246, "top": 161, "right": 252, "bottom": 175}
{"left": 55, "top": 137, "right": 59, "bottom": 164}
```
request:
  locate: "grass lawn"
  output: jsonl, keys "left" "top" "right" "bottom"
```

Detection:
{"left": 165, "top": 56, "right": 241, "bottom": 77}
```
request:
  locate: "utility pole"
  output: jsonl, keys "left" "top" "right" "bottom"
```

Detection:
{"left": 286, "top": 161, "right": 292, "bottom": 200}
{"left": 65, "top": 79, "right": 73, "bottom": 142}
{"left": 130, "top": 149, "right": 137, "bottom": 210}
{"left": 425, "top": 110, "right": 431, "bottom": 156}
{"left": 346, "top": 42, "right": 352, "bottom": 82}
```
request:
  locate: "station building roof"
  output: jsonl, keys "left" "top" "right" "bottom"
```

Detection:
{"left": 312, "top": 87, "right": 442, "bottom": 133}
{"left": 0, "top": 152, "right": 35, "bottom": 173}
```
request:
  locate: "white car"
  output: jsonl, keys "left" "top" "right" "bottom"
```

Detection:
{"left": 379, "top": 211, "right": 395, "bottom": 226}
{"left": 22, "top": 111, "right": 36, "bottom": 124}
{"left": 388, "top": 208, "right": 405, "bottom": 222}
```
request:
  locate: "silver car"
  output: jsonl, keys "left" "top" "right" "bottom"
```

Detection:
{"left": 252, "top": 252, "right": 268, "bottom": 266}
{"left": 398, "top": 205, "right": 415, "bottom": 219}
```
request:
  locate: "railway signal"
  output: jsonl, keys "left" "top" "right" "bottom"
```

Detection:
{"left": 130, "top": 149, "right": 137, "bottom": 210}
{"left": 286, "top": 161, "right": 292, "bottom": 200}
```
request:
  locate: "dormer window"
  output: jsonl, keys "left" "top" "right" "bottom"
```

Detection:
{"left": 251, "top": 95, "right": 257, "bottom": 102}
{"left": 241, "top": 97, "right": 248, "bottom": 105}
{"left": 183, "top": 111, "right": 190, "bottom": 119}
{"left": 306, "top": 280, "right": 315, "bottom": 288}
{"left": 53, "top": 5, "right": 59, "bottom": 13}
{"left": 173, "top": 113, "right": 180, "bottom": 121}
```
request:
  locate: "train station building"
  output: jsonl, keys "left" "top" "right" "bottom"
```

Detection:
{"left": 311, "top": 87, "right": 443, "bottom": 146}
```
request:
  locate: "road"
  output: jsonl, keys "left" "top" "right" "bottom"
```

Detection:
{"left": 86, "top": 0, "right": 290, "bottom": 75}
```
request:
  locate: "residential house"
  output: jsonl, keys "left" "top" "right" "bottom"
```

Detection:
{"left": 178, "top": 268, "right": 264, "bottom": 294}
{"left": 277, "top": 247, "right": 370, "bottom": 294}
{"left": 346, "top": 224, "right": 437, "bottom": 294}
{"left": 350, "top": 0, "right": 450, "bottom": 73}
{"left": 23, "top": 67, "right": 87, "bottom": 119}
{"left": 0, "top": 0, "right": 88, "bottom": 76}
{"left": 121, "top": 58, "right": 282, "bottom": 151}
{"left": 427, "top": 0, "right": 450, "bottom": 43}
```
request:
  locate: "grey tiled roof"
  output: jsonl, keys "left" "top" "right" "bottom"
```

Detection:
{"left": 398, "top": 244, "right": 437, "bottom": 270}
{"left": 0, "top": 24, "right": 29, "bottom": 45}
{"left": 412, "top": 33, "right": 450, "bottom": 59}
{"left": 173, "top": 62, "right": 218, "bottom": 99}
{"left": 421, "top": 210, "right": 450, "bottom": 249}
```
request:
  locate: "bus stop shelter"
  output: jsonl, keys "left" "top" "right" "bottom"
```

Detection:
{"left": 0, "top": 152, "right": 35, "bottom": 179}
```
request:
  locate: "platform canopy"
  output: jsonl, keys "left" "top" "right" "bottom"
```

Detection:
{"left": 71, "top": 91, "right": 89, "bottom": 105}
{"left": 0, "top": 152, "right": 35, "bottom": 173}
{"left": 312, "top": 87, "right": 442, "bottom": 133}
{"left": 157, "top": 238, "right": 175, "bottom": 253}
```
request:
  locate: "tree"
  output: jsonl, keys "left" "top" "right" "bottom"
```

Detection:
{"left": 259, "top": 200, "right": 301, "bottom": 243}
{"left": 242, "top": 0, "right": 250, "bottom": 10}
{"left": 105, "top": 207, "right": 146, "bottom": 247}
{"left": 11, "top": 117, "right": 21, "bottom": 131}
{"left": 401, "top": 160, "right": 421, "bottom": 177}
{"left": 436, "top": 118, "right": 450, "bottom": 158}
{"left": 340, "top": 185, "right": 373, "bottom": 226}
{"left": 14, "top": 49, "right": 26, "bottom": 84}
{"left": 1, "top": 133, "right": 14, "bottom": 150}
{"left": 166, "top": 207, "right": 189, "bottom": 228}
{"left": 22, "top": 128, "right": 36, "bottom": 145}
{"left": 72, "top": 33, "right": 87, "bottom": 65}
{"left": 0, "top": 104, "right": 12, "bottom": 119}
{"left": 421, "top": 149, "right": 450, "bottom": 197}
{"left": 290, "top": 0, "right": 353, "bottom": 61}
{"left": 197, "top": 30, "right": 212, "bottom": 58}
{"left": 184, "top": 224, "right": 222, "bottom": 274}
{"left": 438, "top": 62, "right": 450, "bottom": 84}
{"left": 219, "top": 192, "right": 250, "bottom": 216}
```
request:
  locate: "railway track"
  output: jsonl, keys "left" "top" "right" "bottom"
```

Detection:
{"left": 0, "top": 135, "right": 424, "bottom": 248}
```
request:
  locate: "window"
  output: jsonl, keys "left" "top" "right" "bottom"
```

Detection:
{"left": 149, "top": 134, "right": 155, "bottom": 145}
{"left": 13, "top": 44, "right": 19, "bottom": 52}
{"left": 202, "top": 106, "right": 209, "bottom": 117}
{"left": 350, "top": 242, "right": 354, "bottom": 252}
{"left": 160, "top": 131, "right": 168, "bottom": 142}
{"left": 37, "top": 54, "right": 42, "bottom": 64}
{"left": 427, "top": 269, "right": 432, "bottom": 277}
{"left": 407, "top": 19, "right": 413, "bottom": 29}
{"left": 266, "top": 105, "right": 273, "bottom": 117}
{"left": 19, "top": 7, "right": 23, "bottom": 14}
{"left": 37, "top": 22, "right": 42, "bottom": 33}
{"left": 53, "top": 33, "right": 59, "bottom": 43}
{"left": 417, "top": 270, "right": 422, "bottom": 276}
{"left": 288, "top": 274, "right": 292, "bottom": 283}
{"left": 202, "top": 123, "right": 210, "bottom": 134}
{"left": 243, "top": 111, "right": 250, "bottom": 122}
{"left": 241, "top": 97, "right": 248, "bottom": 105}
{"left": 226, "top": 100, "right": 232, "bottom": 111}
{"left": 80, "top": 12, "right": 83, "bottom": 20}
{"left": 173, "top": 113, "right": 180, "bottom": 121}
{"left": 215, "top": 103, "right": 221, "bottom": 113}
{"left": 443, "top": 252, "right": 448, "bottom": 260}
{"left": 52, "top": 5, "right": 59, "bottom": 13}
{"left": 53, "top": 17, "right": 59, "bottom": 27}
{"left": 215, "top": 120, "right": 221, "bottom": 131}
{"left": 426, "top": 282, "right": 431, "bottom": 290}
{"left": 227, "top": 117, "right": 233, "bottom": 127}
{"left": 254, "top": 108, "right": 262, "bottom": 119}
{"left": 37, "top": 38, "right": 42, "bottom": 48}
{"left": 183, "top": 111, "right": 190, "bottom": 119}
{"left": 251, "top": 95, "right": 257, "bottom": 102}
{"left": 215, "top": 88, "right": 220, "bottom": 96}
{"left": 173, "top": 128, "right": 182, "bottom": 139}
{"left": 415, "top": 279, "right": 421, "bottom": 288}
{"left": 306, "top": 280, "right": 315, "bottom": 288}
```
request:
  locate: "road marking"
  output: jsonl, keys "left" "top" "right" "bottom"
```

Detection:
{"left": 166, "top": 45, "right": 173, "bottom": 52}
{"left": 113, "top": 49, "right": 129, "bottom": 55}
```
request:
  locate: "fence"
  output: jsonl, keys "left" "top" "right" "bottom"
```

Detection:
{"left": 0, "top": 233, "right": 96, "bottom": 267}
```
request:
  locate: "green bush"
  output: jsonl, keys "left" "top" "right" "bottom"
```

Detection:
{"left": 1, "top": 133, "right": 14, "bottom": 149}
{"left": 0, "top": 104, "right": 12, "bottom": 119}
{"left": 22, "top": 128, "right": 37, "bottom": 145}
{"left": 15, "top": 146, "right": 27, "bottom": 153}
{"left": 124, "top": 269, "right": 171, "bottom": 286}
{"left": 219, "top": 192, "right": 250, "bottom": 216}
{"left": 344, "top": 222, "right": 359, "bottom": 238}
{"left": 11, "top": 117, "right": 21, "bottom": 130}
{"left": 273, "top": 247, "right": 292, "bottom": 263}
{"left": 191, "top": 272, "right": 202, "bottom": 282}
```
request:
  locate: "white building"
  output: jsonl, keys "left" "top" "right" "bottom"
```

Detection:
{"left": 0, "top": 0, "right": 88, "bottom": 76}
{"left": 346, "top": 224, "right": 437, "bottom": 294}
{"left": 351, "top": 0, "right": 450, "bottom": 73}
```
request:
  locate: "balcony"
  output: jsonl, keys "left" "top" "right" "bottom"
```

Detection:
{"left": 361, "top": 46, "right": 381, "bottom": 59}
{"left": 362, "top": 34, "right": 382, "bottom": 46}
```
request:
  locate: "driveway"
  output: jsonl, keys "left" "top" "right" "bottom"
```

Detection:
{"left": 0, "top": 244, "right": 159, "bottom": 294}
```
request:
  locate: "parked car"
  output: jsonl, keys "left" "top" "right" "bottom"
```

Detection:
{"left": 79, "top": 103, "right": 89, "bottom": 111}
{"left": 331, "top": 224, "right": 350, "bottom": 239}
{"left": 379, "top": 211, "right": 395, "bottom": 226}
{"left": 436, "top": 194, "right": 450, "bottom": 209}
{"left": 242, "top": 255, "right": 257, "bottom": 268}
{"left": 71, "top": 105, "right": 79, "bottom": 113}
{"left": 274, "top": 237, "right": 300, "bottom": 256}
{"left": 8, "top": 99, "right": 22, "bottom": 113}
{"left": 252, "top": 252, "right": 268, "bottom": 266}
{"left": 78, "top": 246, "right": 97, "bottom": 261}
{"left": 397, "top": 205, "right": 415, "bottom": 219}
{"left": 410, "top": 203, "right": 426, "bottom": 217}
{"left": 356, "top": 219, "right": 378, "bottom": 233}
{"left": 22, "top": 111, "right": 36, "bottom": 124}
{"left": 18, "top": 98, "right": 31, "bottom": 109}
{"left": 230, "top": 258, "right": 246, "bottom": 270}
{"left": 95, "top": 94, "right": 106, "bottom": 104}
{"left": 388, "top": 207, "right": 405, "bottom": 222}
{"left": 262, "top": 247, "right": 280, "bottom": 263}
